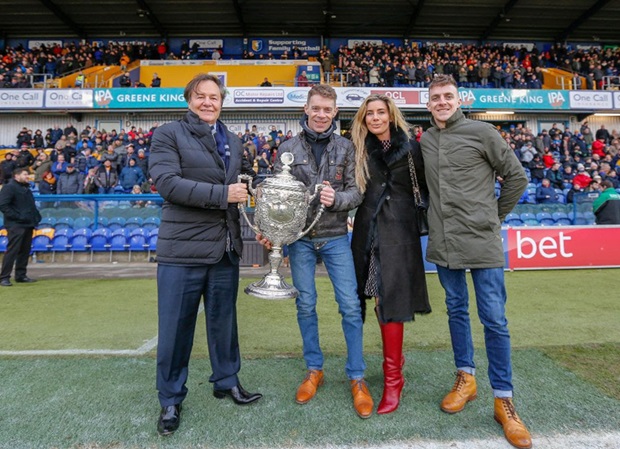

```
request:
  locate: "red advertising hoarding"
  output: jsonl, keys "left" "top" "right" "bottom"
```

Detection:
{"left": 506, "top": 226, "right": 620, "bottom": 270}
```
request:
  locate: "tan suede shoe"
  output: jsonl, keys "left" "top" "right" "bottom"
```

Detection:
{"left": 440, "top": 370, "right": 477, "bottom": 414}
{"left": 350, "top": 379, "right": 373, "bottom": 419}
{"left": 295, "top": 369, "right": 324, "bottom": 404}
{"left": 494, "top": 397, "right": 532, "bottom": 449}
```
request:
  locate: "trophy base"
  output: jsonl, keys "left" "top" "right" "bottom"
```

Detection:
{"left": 244, "top": 273, "right": 299, "bottom": 300}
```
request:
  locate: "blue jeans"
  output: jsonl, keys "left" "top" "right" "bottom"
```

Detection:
{"left": 436, "top": 266, "right": 513, "bottom": 397}
{"left": 288, "top": 236, "right": 366, "bottom": 380}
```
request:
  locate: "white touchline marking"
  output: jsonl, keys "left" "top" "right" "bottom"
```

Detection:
{"left": 0, "top": 304, "right": 204, "bottom": 357}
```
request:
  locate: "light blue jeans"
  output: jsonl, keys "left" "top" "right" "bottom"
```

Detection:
{"left": 288, "top": 235, "right": 366, "bottom": 380}
{"left": 436, "top": 266, "right": 513, "bottom": 398}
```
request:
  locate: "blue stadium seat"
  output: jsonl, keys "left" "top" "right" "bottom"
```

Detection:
{"left": 107, "top": 217, "right": 126, "bottom": 231}
{"left": 128, "top": 235, "right": 148, "bottom": 261}
{"left": 536, "top": 212, "right": 555, "bottom": 226}
{"left": 55, "top": 217, "right": 74, "bottom": 230}
{"left": 142, "top": 216, "right": 161, "bottom": 231}
{"left": 552, "top": 212, "right": 571, "bottom": 226}
{"left": 109, "top": 233, "right": 128, "bottom": 261}
{"left": 584, "top": 211, "right": 595, "bottom": 225}
{"left": 556, "top": 193, "right": 566, "bottom": 204}
{"left": 148, "top": 233, "right": 158, "bottom": 258}
{"left": 54, "top": 227, "right": 74, "bottom": 238}
{"left": 70, "top": 234, "right": 91, "bottom": 260}
{"left": 129, "top": 228, "right": 148, "bottom": 237}
{"left": 89, "top": 232, "right": 110, "bottom": 260}
{"left": 96, "top": 217, "right": 109, "bottom": 228}
{"left": 51, "top": 235, "right": 71, "bottom": 261}
{"left": 109, "top": 233, "right": 128, "bottom": 250}
{"left": 570, "top": 212, "right": 587, "bottom": 225}
{"left": 111, "top": 228, "right": 128, "bottom": 238}
{"left": 73, "top": 227, "right": 93, "bottom": 239}
{"left": 520, "top": 212, "right": 540, "bottom": 226}
{"left": 38, "top": 217, "right": 57, "bottom": 229}
{"left": 125, "top": 217, "right": 144, "bottom": 231}
{"left": 73, "top": 216, "right": 93, "bottom": 230}
{"left": 92, "top": 227, "right": 111, "bottom": 240}
{"left": 31, "top": 235, "right": 52, "bottom": 252}
{"left": 504, "top": 212, "right": 523, "bottom": 227}
{"left": 0, "top": 236, "right": 6, "bottom": 252}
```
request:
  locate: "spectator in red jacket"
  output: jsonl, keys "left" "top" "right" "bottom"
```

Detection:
{"left": 572, "top": 164, "right": 592, "bottom": 189}
{"left": 591, "top": 137, "right": 607, "bottom": 158}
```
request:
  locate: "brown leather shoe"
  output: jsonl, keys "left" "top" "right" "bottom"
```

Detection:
{"left": 295, "top": 369, "right": 324, "bottom": 404}
{"left": 494, "top": 397, "right": 532, "bottom": 449}
{"left": 440, "top": 370, "right": 477, "bottom": 414}
{"left": 350, "top": 379, "right": 373, "bottom": 419}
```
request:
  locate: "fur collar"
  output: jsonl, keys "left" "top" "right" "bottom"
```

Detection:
{"left": 366, "top": 126, "right": 413, "bottom": 166}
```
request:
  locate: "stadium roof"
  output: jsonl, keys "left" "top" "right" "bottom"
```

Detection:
{"left": 2, "top": 0, "right": 619, "bottom": 44}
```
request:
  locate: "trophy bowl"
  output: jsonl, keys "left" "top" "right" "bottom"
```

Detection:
{"left": 239, "top": 152, "right": 324, "bottom": 299}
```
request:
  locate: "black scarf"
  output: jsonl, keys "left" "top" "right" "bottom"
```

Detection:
{"left": 185, "top": 111, "right": 230, "bottom": 171}
{"left": 300, "top": 114, "right": 336, "bottom": 165}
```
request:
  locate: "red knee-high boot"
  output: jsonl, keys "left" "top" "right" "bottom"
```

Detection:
{"left": 377, "top": 321, "right": 405, "bottom": 414}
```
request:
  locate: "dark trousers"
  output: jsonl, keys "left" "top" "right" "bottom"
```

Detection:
{"left": 156, "top": 255, "right": 241, "bottom": 407}
{"left": 0, "top": 226, "right": 33, "bottom": 281}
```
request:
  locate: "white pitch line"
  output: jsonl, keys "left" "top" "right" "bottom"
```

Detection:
{"left": 0, "top": 305, "right": 204, "bottom": 357}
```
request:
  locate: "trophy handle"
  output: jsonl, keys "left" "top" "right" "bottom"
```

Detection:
{"left": 296, "top": 204, "right": 325, "bottom": 240}
{"left": 296, "top": 184, "right": 325, "bottom": 239}
{"left": 238, "top": 174, "right": 256, "bottom": 196}
{"left": 237, "top": 174, "right": 260, "bottom": 234}
{"left": 307, "top": 183, "right": 324, "bottom": 202}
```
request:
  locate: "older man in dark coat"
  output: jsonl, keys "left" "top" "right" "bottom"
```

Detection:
{"left": 149, "top": 73, "right": 259, "bottom": 437}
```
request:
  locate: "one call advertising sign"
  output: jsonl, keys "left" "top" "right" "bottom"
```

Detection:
{"left": 507, "top": 227, "right": 620, "bottom": 269}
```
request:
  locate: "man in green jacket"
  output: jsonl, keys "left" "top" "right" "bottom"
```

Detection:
{"left": 593, "top": 180, "right": 620, "bottom": 224}
{"left": 421, "top": 75, "right": 531, "bottom": 449}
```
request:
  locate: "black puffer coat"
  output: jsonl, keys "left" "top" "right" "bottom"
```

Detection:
{"left": 149, "top": 111, "right": 255, "bottom": 265}
{"left": 351, "top": 128, "right": 431, "bottom": 322}
{"left": 0, "top": 179, "right": 42, "bottom": 228}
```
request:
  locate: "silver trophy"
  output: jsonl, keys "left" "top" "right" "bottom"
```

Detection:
{"left": 238, "top": 152, "right": 325, "bottom": 299}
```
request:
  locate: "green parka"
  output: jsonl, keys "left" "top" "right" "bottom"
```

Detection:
{"left": 420, "top": 109, "right": 527, "bottom": 269}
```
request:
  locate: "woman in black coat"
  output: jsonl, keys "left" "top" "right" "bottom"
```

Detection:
{"left": 350, "top": 94, "right": 431, "bottom": 414}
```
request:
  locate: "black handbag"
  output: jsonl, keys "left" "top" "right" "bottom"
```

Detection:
{"left": 407, "top": 152, "right": 429, "bottom": 236}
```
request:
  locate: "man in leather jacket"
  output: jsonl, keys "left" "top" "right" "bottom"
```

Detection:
{"left": 269, "top": 85, "right": 373, "bottom": 419}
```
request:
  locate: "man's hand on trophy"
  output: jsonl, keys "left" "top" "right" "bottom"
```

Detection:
{"left": 228, "top": 183, "right": 249, "bottom": 204}
{"left": 255, "top": 233, "right": 273, "bottom": 250}
{"left": 320, "top": 181, "right": 335, "bottom": 207}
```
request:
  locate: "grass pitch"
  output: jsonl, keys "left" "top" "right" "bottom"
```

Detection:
{"left": 0, "top": 269, "right": 619, "bottom": 448}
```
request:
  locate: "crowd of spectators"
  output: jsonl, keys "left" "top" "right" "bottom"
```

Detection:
{"left": 2, "top": 122, "right": 157, "bottom": 196}
{"left": 2, "top": 118, "right": 619, "bottom": 206}
{"left": 498, "top": 121, "right": 620, "bottom": 204}
{"left": 0, "top": 120, "right": 301, "bottom": 203}
{"left": 0, "top": 41, "right": 172, "bottom": 84}
{"left": 322, "top": 42, "right": 620, "bottom": 89}
{"left": 1, "top": 40, "right": 618, "bottom": 89}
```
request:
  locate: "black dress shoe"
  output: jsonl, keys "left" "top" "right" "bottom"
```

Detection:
{"left": 15, "top": 277, "right": 36, "bottom": 283}
{"left": 213, "top": 383, "right": 262, "bottom": 405}
{"left": 157, "top": 404, "right": 182, "bottom": 436}
{"left": 0, "top": 279, "right": 12, "bottom": 287}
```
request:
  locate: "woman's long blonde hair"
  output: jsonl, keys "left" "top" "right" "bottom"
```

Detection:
{"left": 350, "top": 94, "right": 411, "bottom": 193}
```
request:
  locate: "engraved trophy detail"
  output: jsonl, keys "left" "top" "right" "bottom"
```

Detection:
{"left": 238, "top": 152, "right": 324, "bottom": 299}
